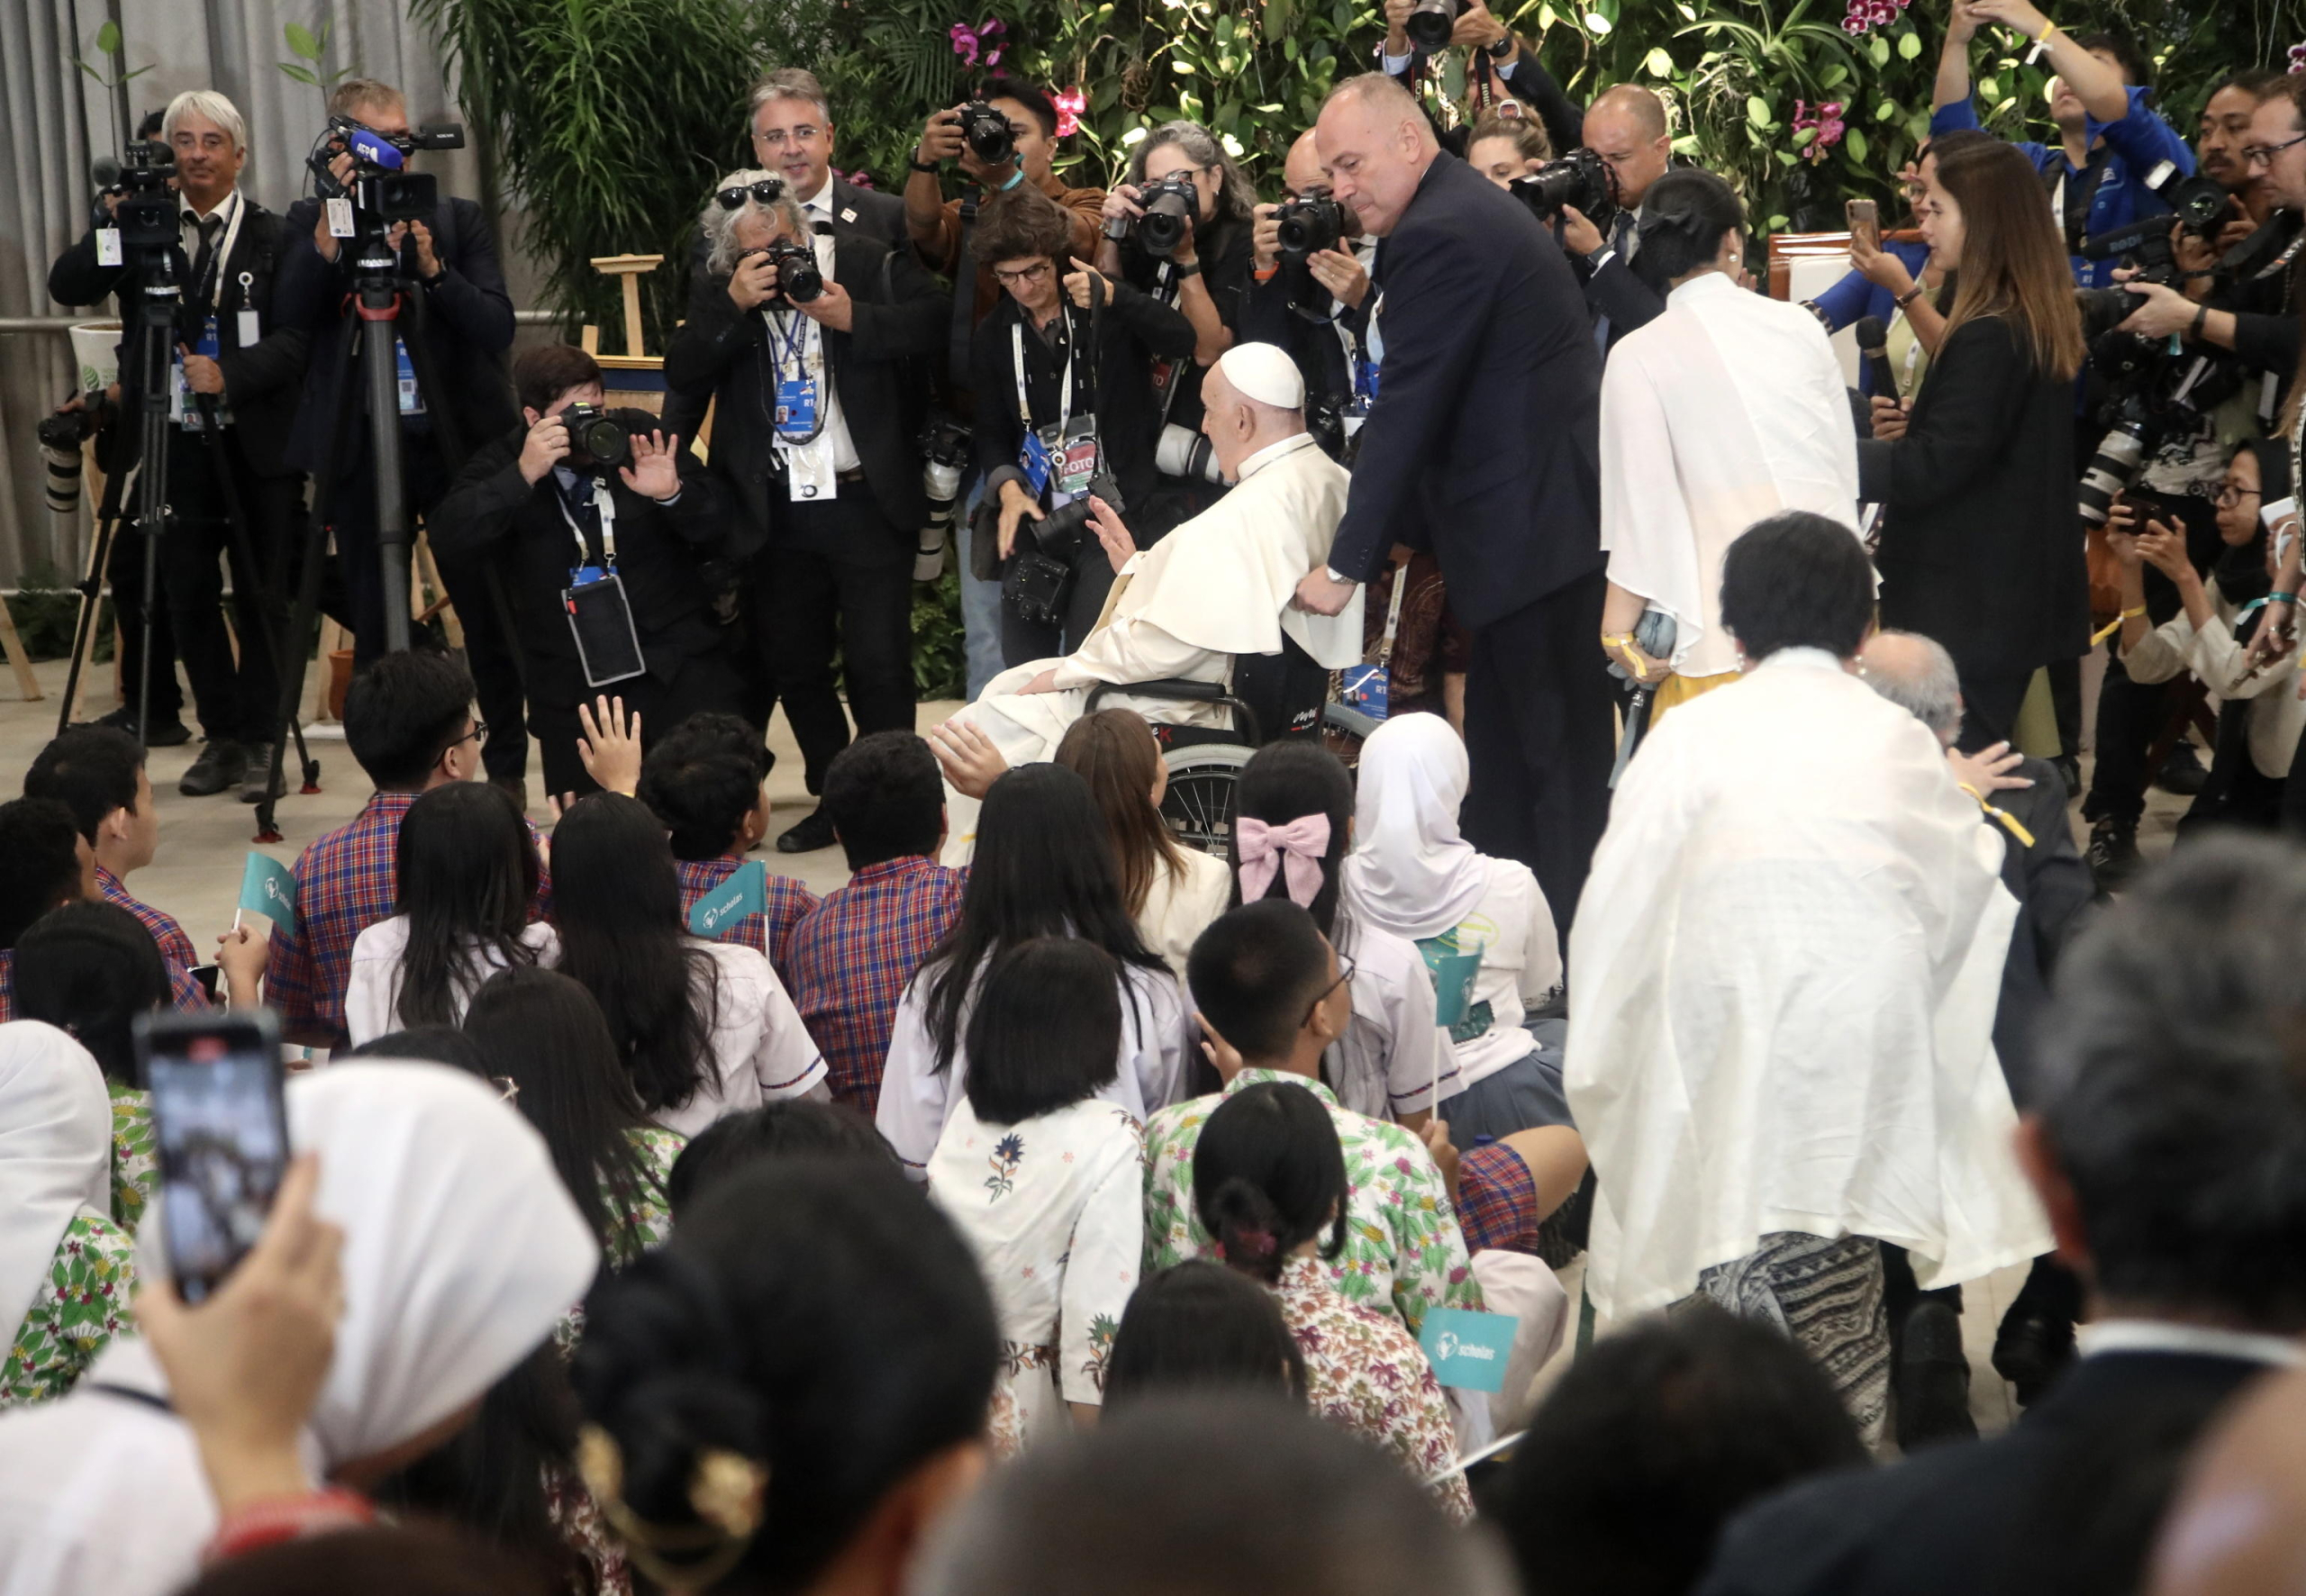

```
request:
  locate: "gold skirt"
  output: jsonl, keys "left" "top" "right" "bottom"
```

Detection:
{"left": 1650, "top": 669, "right": 1739, "bottom": 725}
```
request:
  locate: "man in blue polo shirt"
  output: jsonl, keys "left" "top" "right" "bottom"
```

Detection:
{"left": 1930, "top": 0, "right": 2193, "bottom": 289}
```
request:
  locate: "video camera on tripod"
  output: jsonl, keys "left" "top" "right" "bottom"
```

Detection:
{"left": 99, "top": 141, "right": 180, "bottom": 249}
{"left": 307, "top": 115, "right": 465, "bottom": 227}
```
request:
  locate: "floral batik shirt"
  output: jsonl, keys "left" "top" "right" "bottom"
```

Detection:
{"left": 3, "top": 1212, "right": 137, "bottom": 1409}
{"left": 109, "top": 1084, "right": 157, "bottom": 1236}
{"left": 1274, "top": 1255, "right": 1473, "bottom": 1523}
{"left": 1142, "top": 1069, "right": 1483, "bottom": 1338}
{"left": 607, "top": 1127, "right": 685, "bottom": 1265}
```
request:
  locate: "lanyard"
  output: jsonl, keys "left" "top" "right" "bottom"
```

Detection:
{"left": 1012, "top": 309, "right": 1077, "bottom": 432}
{"left": 182, "top": 189, "right": 247, "bottom": 309}
{"left": 556, "top": 477, "right": 616, "bottom": 569}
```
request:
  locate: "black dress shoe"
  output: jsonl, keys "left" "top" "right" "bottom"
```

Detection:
{"left": 1894, "top": 1299, "right": 1978, "bottom": 1451}
{"left": 2157, "top": 741, "right": 2208, "bottom": 796}
{"left": 94, "top": 703, "right": 192, "bottom": 748}
{"left": 1992, "top": 1310, "right": 2077, "bottom": 1408}
{"left": 776, "top": 808, "right": 840, "bottom": 854}
{"left": 179, "top": 739, "right": 247, "bottom": 797}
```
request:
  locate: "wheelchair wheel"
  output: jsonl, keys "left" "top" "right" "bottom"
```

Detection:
{"left": 1321, "top": 701, "right": 1380, "bottom": 768}
{"left": 1160, "top": 743, "right": 1254, "bottom": 860}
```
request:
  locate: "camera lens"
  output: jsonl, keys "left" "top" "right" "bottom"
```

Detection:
{"left": 1139, "top": 187, "right": 1194, "bottom": 258}
{"left": 2076, "top": 426, "right": 2147, "bottom": 526}
{"left": 1277, "top": 198, "right": 1343, "bottom": 261}
{"left": 1404, "top": 0, "right": 1462, "bottom": 52}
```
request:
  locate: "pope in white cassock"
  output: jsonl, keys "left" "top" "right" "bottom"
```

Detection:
{"left": 939, "top": 342, "right": 1366, "bottom": 857}
{"left": 1566, "top": 512, "right": 2051, "bottom": 1452}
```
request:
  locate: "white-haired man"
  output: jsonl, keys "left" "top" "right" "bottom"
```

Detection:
{"left": 46, "top": 88, "right": 309, "bottom": 803}
{"left": 931, "top": 341, "right": 1366, "bottom": 856}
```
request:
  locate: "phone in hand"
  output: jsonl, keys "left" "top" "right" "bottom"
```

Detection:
{"left": 136, "top": 1009, "right": 288, "bottom": 1304}
{"left": 1846, "top": 198, "right": 1880, "bottom": 253}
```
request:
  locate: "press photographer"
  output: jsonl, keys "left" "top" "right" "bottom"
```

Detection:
{"left": 44, "top": 91, "right": 308, "bottom": 801}
{"left": 1095, "top": 120, "right": 1256, "bottom": 527}
{"left": 1241, "top": 129, "right": 1374, "bottom": 460}
{"left": 663, "top": 175, "right": 946, "bottom": 853}
{"left": 964, "top": 186, "right": 1195, "bottom": 666}
{"left": 1377, "top": 0, "right": 1584, "bottom": 161}
{"left": 271, "top": 77, "right": 528, "bottom": 794}
{"left": 426, "top": 345, "right": 740, "bottom": 800}
{"left": 1518, "top": 85, "right": 1674, "bottom": 350}
{"left": 904, "top": 78, "right": 1107, "bottom": 326}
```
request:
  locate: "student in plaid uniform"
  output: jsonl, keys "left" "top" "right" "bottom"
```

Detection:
{"left": 785, "top": 732, "right": 965, "bottom": 1114}
{"left": 636, "top": 712, "right": 817, "bottom": 982}
{"left": 0, "top": 800, "right": 98, "bottom": 1021}
{"left": 23, "top": 727, "right": 209, "bottom": 1012}
{"left": 264, "top": 651, "right": 545, "bottom": 1049}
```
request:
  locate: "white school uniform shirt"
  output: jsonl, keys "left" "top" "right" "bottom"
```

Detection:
{"left": 927, "top": 1094, "right": 1144, "bottom": 1455}
{"left": 1416, "top": 858, "right": 1562, "bottom": 1101}
{"left": 1326, "top": 917, "right": 1454, "bottom": 1122}
{"left": 877, "top": 958, "right": 1188, "bottom": 1177}
{"left": 342, "top": 918, "right": 561, "bottom": 1045}
{"left": 652, "top": 939, "right": 830, "bottom": 1138}
{"left": 1599, "top": 271, "right": 1863, "bottom": 679}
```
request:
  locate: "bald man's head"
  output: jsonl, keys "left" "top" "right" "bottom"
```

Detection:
{"left": 1285, "top": 128, "right": 1326, "bottom": 195}
{"left": 1858, "top": 630, "right": 1962, "bottom": 747}
{"left": 2150, "top": 1369, "right": 2306, "bottom": 1596}
{"left": 1584, "top": 84, "right": 1673, "bottom": 207}
{"left": 1315, "top": 73, "right": 1438, "bottom": 239}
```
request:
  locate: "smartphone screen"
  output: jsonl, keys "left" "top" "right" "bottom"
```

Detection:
{"left": 1846, "top": 198, "right": 1880, "bottom": 253}
{"left": 137, "top": 1010, "right": 288, "bottom": 1304}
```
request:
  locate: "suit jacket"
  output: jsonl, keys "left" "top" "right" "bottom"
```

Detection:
{"left": 828, "top": 177, "right": 908, "bottom": 251}
{"left": 664, "top": 231, "right": 946, "bottom": 557}
{"left": 425, "top": 414, "right": 726, "bottom": 709}
{"left": 1328, "top": 150, "right": 1604, "bottom": 629}
{"left": 1698, "top": 1350, "right": 2277, "bottom": 1596}
{"left": 1990, "top": 754, "right": 2094, "bottom": 1109}
{"left": 1860, "top": 315, "right": 2092, "bottom": 679}
{"left": 272, "top": 194, "right": 520, "bottom": 475}
{"left": 46, "top": 197, "right": 310, "bottom": 478}
{"left": 1575, "top": 225, "right": 1666, "bottom": 352}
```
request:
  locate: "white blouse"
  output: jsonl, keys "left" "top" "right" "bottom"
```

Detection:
{"left": 1422, "top": 857, "right": 1562, "bottom": 1100}
{"left": 1137, "top": 848, "right": 1233, "bottom": 979}
{"left": 1325, "top": 917, "right": 1455, "bottom": 1122}
{"left": 343, "top": 919, "right": 561, "bottom": 1046}
{"left": 650, "top": 939, "right": 830, "bottom": 1139}
{"left": 877, "top": 958, "right": 1188, "bottom": 1177}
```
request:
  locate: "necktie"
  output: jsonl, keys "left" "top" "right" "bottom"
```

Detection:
{"left": 190, "top": 214, "right": 223, "bottom": 301}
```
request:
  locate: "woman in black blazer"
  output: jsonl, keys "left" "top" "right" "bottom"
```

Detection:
{"left": 1859, "top": 137, "right": 2090, "bottom": 750}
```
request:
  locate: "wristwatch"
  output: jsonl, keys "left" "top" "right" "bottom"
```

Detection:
{"left": 1893, "top": 284, "right": 1925, "bottom": 309}
{"left": 908, "top": 149, "right": 940, "bottom": 174}
{"left": 1170, "top": 258, "right": 1203, "bottom": 279}
{"left": 1484, "top": 34, "right": 1516, "bottom": 58}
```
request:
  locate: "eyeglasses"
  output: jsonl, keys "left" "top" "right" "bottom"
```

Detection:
{"left": 2243, "top": 131, "right": 2306, "bottom": 168}
{"left": 2216, "top": 484, "right": 2265, "bottom": 508}
{"left": 992, "top": 260, "right": 1053, "bottom": 286}
{"left": 716, "top": 177, "right": 786, "bottom": 211}
{"left": 750, "top": 125, "right": 823, "bottom": 149}
{"left": 455, "top": 721, "right": 488, "bottom": 748}
{"left": 1300, "top": 955, "right": 1357, "bottom": 1028}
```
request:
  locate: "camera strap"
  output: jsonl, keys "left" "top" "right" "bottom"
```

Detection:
{"left": 555, "top": 475, "right": 617, "bottom": 578}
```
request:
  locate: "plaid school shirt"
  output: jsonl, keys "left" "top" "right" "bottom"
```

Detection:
{"left": 784, "top": 855, "right": 966, "bottom": 1115}
{"left": 675, "top": 857, "right": 819, "bottom": 984}
{"left": 96, "top": 866, "right": 210, "bottom": 1012}
{"left": 265, "top": 789, "right": 550, "bottom": 1048}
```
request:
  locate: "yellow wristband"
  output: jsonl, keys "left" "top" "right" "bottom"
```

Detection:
{"left": 2088, "top": 604, "right": 2147, "bottom": 647}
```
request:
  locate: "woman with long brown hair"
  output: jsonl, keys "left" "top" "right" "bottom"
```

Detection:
{"left": 1055, "top": 709, "right": 1230, "bottom": 976}
{"left": 1861, "top": 136, "right": 2091, "bottom": 749}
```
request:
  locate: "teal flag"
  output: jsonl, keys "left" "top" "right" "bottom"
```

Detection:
{"left": 687, "top": 860, "right": 765, "bottom": 939}
{"left": 1430, "top": 950, "right": 1482, "bottom": 1030}
{"left": 1418, "top": 1307, "right": 1520, "bottom": 1393}
{"left": 239, "top": 851, "right": 297, "bottom": 931}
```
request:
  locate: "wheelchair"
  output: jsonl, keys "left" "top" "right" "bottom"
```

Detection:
{"left": 1085, "top": 637, "right": 1381, "bottom": 859}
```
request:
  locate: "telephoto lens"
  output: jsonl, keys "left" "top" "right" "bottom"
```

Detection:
{"left": 37, "top": 406, "right": 95, "bottom": 519}
{"left": 2076, "top": 422, "right": 2149, "bottom": 527}
{"left": 558, "top": 403, "right": 632, "bottom": 470}
{"left": 1156, "top": 422, "right": 1224, "bottom": 485}
{"left": 1404, "top": 0, "right": 1464, "bottom": 52}
{"left": 765, "top": 240, "right": 823, "bottom": 303}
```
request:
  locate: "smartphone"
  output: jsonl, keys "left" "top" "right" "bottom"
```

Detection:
{"left": 1846, "top": 198, "right": 1881, "bottom": 253}
{"left": 136, "top": 1009, "right": 289, "bottom": 1304}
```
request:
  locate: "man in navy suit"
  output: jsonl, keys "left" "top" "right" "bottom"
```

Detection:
{"left": 1294, "top": 72, "right": 1614, "bottom": 933}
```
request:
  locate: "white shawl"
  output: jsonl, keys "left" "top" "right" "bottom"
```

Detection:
{"left": 0, "top": 1061, "right": 599, "bottom": 1596}
{"left": 1565, "top": 650, "right": 2050, "bottom": 1319}
{"left": 1340, "top": 712, "right": 1493, "bottom": 943}
{"left": 0, "top": 1023, "right": 112, "bottom": 1339}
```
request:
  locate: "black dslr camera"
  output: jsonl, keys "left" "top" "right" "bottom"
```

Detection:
{"left": 1404, "top": 0, "right": 1464, "bottom": 50}
{"left": 558, "top": 403, "right": 633, "bottom": 471}
{"left": 1276, "top": 195, "right": 1347, "bottom": 263}
{"left": 308, "top": 116, "right": 466, "bottom": 226}
{"left": 2070, "top": 291, "right": 2242, "bottom": 526}
{"left": 1106, "top": 172, "right": 1200, "bottom": 259}
{"left": 1510, "top": 147, "right": 1622, "bottom": 236}
{"left": 761, "top": 239, "right": 823, "bottom": 304}
{"left": 107, "top": 141, "right": 180, "bottom": 250}
{"left": 958, "top": 100, "right": 1017, "bottom": 167}
{"left": 1005, "top": 474, "right": 1128, "bottom": 630}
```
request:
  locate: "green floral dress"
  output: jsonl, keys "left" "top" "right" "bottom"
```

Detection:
{"left": 108, "top": 1084, "right": 158, "bottom": 1236}
{"left": 2, "top": 1212, "right": 138, "bottom": 1409}
{"left": 608, "top": 1127, "right": 684, "bottom": 1265}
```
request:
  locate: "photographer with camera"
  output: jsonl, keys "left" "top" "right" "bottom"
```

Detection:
{"left": 905, "top": 77, "right": 1107, "bottom": 327}
{"left": 1095, "top": 121, "right": 1257, "bottom": 530}
{"left": 1545, "top": 86, "right": 1674, "bottom": 354}
{"left": 966, "top": 186, "right": 1196, "bottom": 666}
{"left": 272, "top": 78, "right": 527, "bottom": 796}
{"left": 663, "top": 174, "right": 946, "bottom": 853}
{"left": 1931, "top": 1, "right": 2193, "bottom": 291}
{"left": 44, "top": 91, "right": 309, "bottom": 801}
{"left": 1377, "top": 0, "right": 1584, "bottom": 163}
{"left": 425, "top": 345, "right": 740, "bottom": 800}
{"left": 1243, "top": 130, "right": 1375, "bottom": 460}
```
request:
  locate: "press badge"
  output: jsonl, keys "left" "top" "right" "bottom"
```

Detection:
{"left": 326, "top": 197, "right": 355, "bottom": 238}
{"left": 394, "top": 337, "right": 426, "bottom": 416}
{"left": 1020, "top": 431, "right": 1055, "bottom": 498}
{"left": 774, "top": 376, "right": 819, "bottom": 440}
{"left": 1053, "top": 417, "right": 1098, "bottom": 500}
{"left": 95, "top": 228, "right": 123, "bottom": 267}
{"left": 238, "top": 307, "right": 261, "bottom": 347}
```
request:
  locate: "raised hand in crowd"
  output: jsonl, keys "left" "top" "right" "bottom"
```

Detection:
{"left": 134, "top": 1154, "right": 345, "bottom": 1518}
{"left": 576, "top": 694, "right": 642, "bottom": 797}
{"left": 928, "top": 717, "right": 1009, "bottom": 796}
{"left": 515, "top": 410, "right": 571, "bottom": 485}
{"left": 1086, "top": 494, "right": 1137, "bottom": 576}
{"left": 616, "top": 429, "right": 683, "bottom": 503}
{"left": 1063, "top": 255, "right": 1112, "bottom": 311}
{"left": 1850, "top": 232, "right": 1917, "bottom": 297}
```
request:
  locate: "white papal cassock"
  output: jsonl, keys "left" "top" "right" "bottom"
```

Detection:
{"left": 1565, "top": 648, "right": 2053, "bottom": 1320}
{"left": 945, "top": 431, "right": 1364, "bottom": 857}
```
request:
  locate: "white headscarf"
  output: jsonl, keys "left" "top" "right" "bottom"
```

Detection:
{"left": 0, "top": 1022, "right": 113, "bottom": 1338}
{"left": 1340, "top": 713, "right": 1493, "bottom": 943}
{"left": 0, "top": 1059, "right": 599, "bottom": 1596}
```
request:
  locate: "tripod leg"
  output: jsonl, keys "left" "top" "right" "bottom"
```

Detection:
{"left": 57, "top": 483, "right": 124, "bottom": 735}
{"left": 359, "top": 302, "right": 413, "bottom": 653}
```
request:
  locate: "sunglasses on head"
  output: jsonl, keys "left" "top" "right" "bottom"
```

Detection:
{"left": 716, "top": 177, "right": 785, "bottom": 211}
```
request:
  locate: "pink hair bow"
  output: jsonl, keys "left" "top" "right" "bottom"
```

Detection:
{"left": 1236, "top": 814, "right": 1331, "bottom": 909}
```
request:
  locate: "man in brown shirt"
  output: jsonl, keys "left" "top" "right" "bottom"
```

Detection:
{"left": 905, "top": 76, "right": 1107, "bottom": 325}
